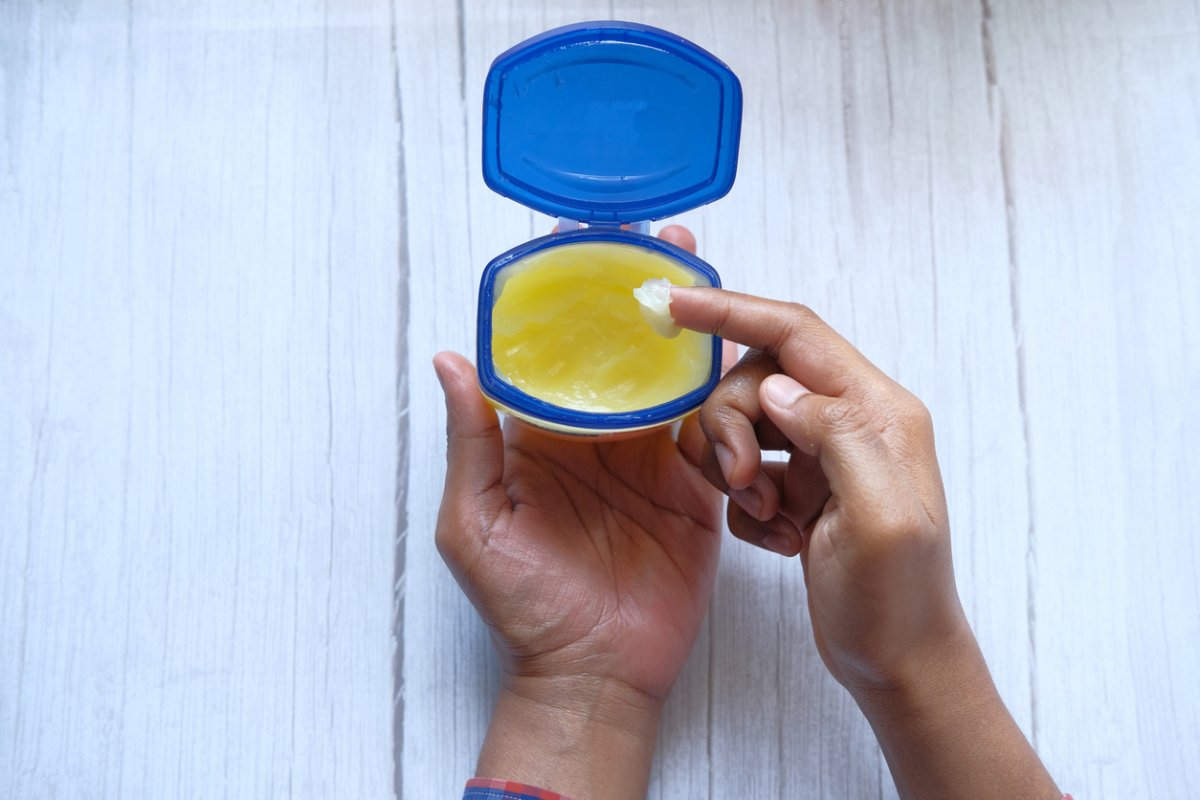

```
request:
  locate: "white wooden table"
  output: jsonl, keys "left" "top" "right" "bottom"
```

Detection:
{"left": 3, "top": 2, "right": 1198, "bottom": 797}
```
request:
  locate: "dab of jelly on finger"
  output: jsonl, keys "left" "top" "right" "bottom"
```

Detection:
{"left": 633, "top": 277, "right": 681, "bottom": 339}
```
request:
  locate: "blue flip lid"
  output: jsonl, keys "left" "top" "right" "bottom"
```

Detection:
{"left": 482, "top": 21, "right": 742, "bottom": 224}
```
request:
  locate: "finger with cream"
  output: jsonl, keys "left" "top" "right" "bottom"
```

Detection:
{"left": 633, "top": 277, "right": 681, "bottom": 339}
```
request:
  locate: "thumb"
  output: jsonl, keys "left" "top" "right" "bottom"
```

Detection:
{"left": 758, "top": 374, "right": 921, "bottom": 536}
{"left": 432, "top": 352, "right": 509, "bottom": 545}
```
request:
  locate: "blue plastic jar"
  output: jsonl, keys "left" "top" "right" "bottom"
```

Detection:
{"left": 476, "top": 21, "right": 743, "bottom": 437}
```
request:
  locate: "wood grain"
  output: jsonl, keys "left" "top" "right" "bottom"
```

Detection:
{"left": 1, "top": 2, "right": 398, "bottom": 797}
{"left": 991, "top": 0, "right": 1200, "bottom": 794}
{"left": 3, "top": 0, "right": 1198, "bottom": 797}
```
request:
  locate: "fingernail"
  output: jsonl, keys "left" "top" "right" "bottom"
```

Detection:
{"left": 762, "top": 532, "right": 796, "bottom": 557}
{"left": 729, "top": 487, "right": 762, "bottom": 520}
{"left": 714, "top": 443, "right": 736, "bottom": 483}
{"left": 763, "top": 375, "right": 809, "bottom": 408}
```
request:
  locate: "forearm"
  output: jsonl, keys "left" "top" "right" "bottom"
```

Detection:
{"left": 476, "top": 675, "right": 663, "bottom": 800}
{"left": 854, "top": 628, "right": 1060, "bottom": 800}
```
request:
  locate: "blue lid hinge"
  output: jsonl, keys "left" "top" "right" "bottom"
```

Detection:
{"left": 585, "top": 220, "right": 651, "bottom": 234}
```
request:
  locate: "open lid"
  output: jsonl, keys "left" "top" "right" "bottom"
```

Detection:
{"left": 482, "top": 21, "right": 742, "bottom": 224}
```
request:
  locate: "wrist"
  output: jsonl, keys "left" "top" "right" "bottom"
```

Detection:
{"left": 476, "top": 674, "right": 663, "bottom": 800}
{"left": 850, "top": 622, "right": 1060, "bottom": 799}
{"left": 851, "top": 617, "right": 998, "bottom": 728}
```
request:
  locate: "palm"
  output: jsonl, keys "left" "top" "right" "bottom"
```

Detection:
{"left": 461, "top": 420, "right": 722, "bottom": 700}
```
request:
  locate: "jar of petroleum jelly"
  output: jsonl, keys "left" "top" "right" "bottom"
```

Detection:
{"left": 477, "top": 21, "right": 743, "bottom": 437}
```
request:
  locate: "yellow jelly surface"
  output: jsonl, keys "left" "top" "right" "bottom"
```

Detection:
{"left": 490, "top": 242, "right": 712, "bottom": 414}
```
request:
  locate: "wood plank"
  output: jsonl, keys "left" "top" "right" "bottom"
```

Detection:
{"left": 0, "top": 2, "right": 398, "bottom": 796}
{"left": 991, "top": 0, "right": 1200, "bottom": 795}
{"left": 394, "top": 3, "right": 493, "bottom": 798}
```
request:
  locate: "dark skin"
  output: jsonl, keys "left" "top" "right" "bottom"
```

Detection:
{"left": 434, "top": 228, "right": 722, "bottom": 797}
{"left": 435, "top": 225, "right": 1061, "bottom": 799}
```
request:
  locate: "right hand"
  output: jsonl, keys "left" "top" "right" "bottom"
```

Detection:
{"left": 669, "top": 287, "right": 975, "bottom": 696}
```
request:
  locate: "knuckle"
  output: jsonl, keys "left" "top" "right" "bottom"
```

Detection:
{"left": 898, "top": 392, "right": 934, "bottom": 432}
{"left": 713, "top": 401, "right": 752, "bottom": 430}
{"left": 699, "top": 396, "right": 753, "bottom": 440}
{"left": 787, "top": 302, "right": 818, "bottom": 325}
{"left": 714, "top": 295, "right": 737, "bottom": 335}
{"left": 772, "top": 302, "right": 816, "bottom": 353}
{"left": 877, "top": 393, "right": 935, "bottom": 454}
{"left": 817, "top": 399, "right": 866, "bottom": 432}
{"left": 722, "top": 368, "right": 764, "bottom": 401}
{"left": 796, "top": 303, "right": 819, "bottom": 323}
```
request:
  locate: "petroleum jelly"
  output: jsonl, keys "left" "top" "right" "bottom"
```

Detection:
{"left": 633, "top": 277, "right": 680, "bottom": 339}
{"left": 490, "top": 242, "right": 711, "bottom": 414}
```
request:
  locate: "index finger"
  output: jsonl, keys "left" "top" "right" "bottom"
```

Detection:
{"left": 669, "top": 286, "right": 890, "bottom": 399}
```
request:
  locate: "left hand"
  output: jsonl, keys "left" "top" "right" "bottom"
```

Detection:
{"left": 434, "top": 226, "right": 723, "bottom": 798}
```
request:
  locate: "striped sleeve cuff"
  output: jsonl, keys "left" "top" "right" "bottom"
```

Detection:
{"left": 465, "top": 778, "right": 1070, "bottom": 799}
{"left": 464, "top": 778, "right": 574, "bottom": 800}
